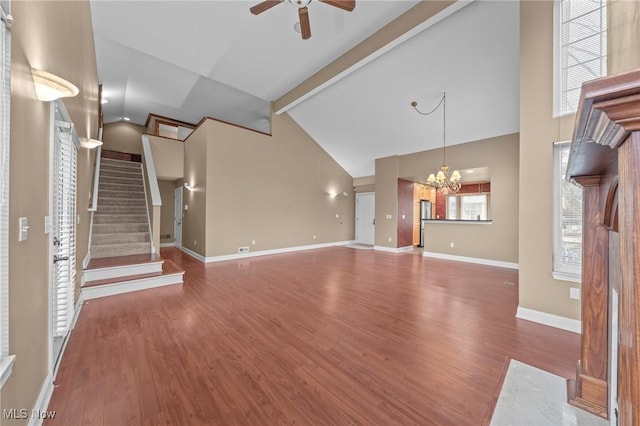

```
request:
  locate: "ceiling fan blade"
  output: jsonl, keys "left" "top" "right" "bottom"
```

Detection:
{"left": 250, "top": 0, "right": 284, "bottom": 15}
{"left": 299, "top": 7, "right": 311, "bottom": 40}
{"left": 319, "top": 0, "right": 356, "bottom": 12}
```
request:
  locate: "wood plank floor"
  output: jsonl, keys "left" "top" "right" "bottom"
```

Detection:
{"left": 47, "top": 247, "right": 580, "bottom": 425}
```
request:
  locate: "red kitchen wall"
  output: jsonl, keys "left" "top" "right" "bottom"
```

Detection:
{"left": 397, "top": 179, "right": 414, "bottom": 247}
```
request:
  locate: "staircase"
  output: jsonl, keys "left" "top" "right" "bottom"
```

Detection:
{"left": 91, "top": 158, "right": 151, "bottom": 258}
{"left": 83, "top": 156, "right": 183, "bottom": 300}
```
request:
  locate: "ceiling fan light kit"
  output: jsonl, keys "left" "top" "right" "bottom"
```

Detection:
{"left": 250, "top": 0, "right": 356, "bottom": 40}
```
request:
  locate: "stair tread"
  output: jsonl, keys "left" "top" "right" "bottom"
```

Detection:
{"left": 83, "top": 259, "right": 184, "bottom": 288}
{"left": 85, "top": 253, "right": 163, "bottom": 270}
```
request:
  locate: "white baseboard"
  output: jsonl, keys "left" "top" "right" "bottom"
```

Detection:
{"left": 516, "top": 306, "right": 581, "bottom": 334}
{"left": 160, "top": 242, "right": 175, "bottom": 247}
{"left": 28, "top": 373, "right": 54, "bottom": 426}
{"left": 373, "top": 245, "right": 413, "bottom": 253}
{"left": 178, "top": 246, "right": 206, "bottom": 262}
{"left": 82, "top": 251, "right": 90, "bottom": 269}
{"left": 179, "top": 241, "right": 355, "bottom": 263}
{"left": 422, "top": 251, "right": 519, "bottom": 270}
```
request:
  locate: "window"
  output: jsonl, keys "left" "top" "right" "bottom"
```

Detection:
{"left": 0, "top": 2, "right": 14, "bottom": 389}
{"left": 447, "top": 194, "right": 488, "bottom": 220}
{"left": 553, "top": 142, "right": 582, "bottom": 282}
{"left": 554, "top": 0, "right": 607, "bottom": 116}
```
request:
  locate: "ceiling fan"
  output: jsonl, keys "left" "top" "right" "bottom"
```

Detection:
{"left": 250, "top": 0, "right": 356, "bottom": 40}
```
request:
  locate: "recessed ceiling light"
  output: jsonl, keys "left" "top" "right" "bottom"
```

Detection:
{"left": 123, "top": 117, "right": 130, "bottom": 121}
{"left": 101, "top": 98, "right": 109, "bottom": 104}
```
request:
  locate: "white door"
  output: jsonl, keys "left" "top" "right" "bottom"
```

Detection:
{"left": 50, "top": 102, "right": 78, "bottom": 370}
{"left": 174, "top": 186, "right": 183, "bottom": 247}
{"left": 356, "top": 192, "right": 375, "bottom": 245}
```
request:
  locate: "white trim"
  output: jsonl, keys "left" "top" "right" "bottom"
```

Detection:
{"left": 422, "top": 251, "right": 519, "bottom": 270}
{"left": 0, "top": 354, "right": 15, "bottom": 389}
{"left": 27, "top": 373, "right": 54, "bottom": 426}
{"left": 82, "top": 261, "right": 163, "bottom": 282}
{"left": 423, "top": 220, "right": 493, "bottom": 225}
{"left": 160, "top": 242, "right": 175, "bottom": 248}
{"left": 180, "top": 241, "right": 355, "bottom": 263}
{"left": 275, "top": 1, "right": 474, "bottom": 114}
{"left": 82, "top": 271, "right": 183, "bottom": 300}
{"left": 141, "top": 135, "right": 161, "bottom": 206}
{"left": 552, "top": 272, "right": 581, "bottom": 283}
{"left": 516, "top": 306, "right": 581, "bottom": 334}
{"left": 373, "top": 245, "right": 413, "bottom": 254}
{"left": 178, "top": 245, "right": 206, "bottom": 262}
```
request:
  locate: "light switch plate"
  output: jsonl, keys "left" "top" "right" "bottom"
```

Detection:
{"left": 19, "top": 217, "right": 29, "bottom": 242}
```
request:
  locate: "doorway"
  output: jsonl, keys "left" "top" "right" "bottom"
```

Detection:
{"left": 355, "top": 192, "right": 375, "bottom": 245}
{"left": 49, "top": 101, "right": 78, "bottom": 372}
{"left": 174, "top": 186, "right": 183, "bottom": 247}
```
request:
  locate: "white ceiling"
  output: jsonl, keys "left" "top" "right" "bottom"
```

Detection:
{"left": 91, "top": 0, "right": 420, "bottom": 128}
{"left": 90, "top": 0, "right": 520, "bottom": 178}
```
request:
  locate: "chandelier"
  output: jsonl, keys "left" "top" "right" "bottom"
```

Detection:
{"left": 411, "top": 92, "right": 461, "bottom": 194}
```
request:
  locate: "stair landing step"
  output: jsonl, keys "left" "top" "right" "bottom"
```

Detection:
{"left": 82, "top": 259, "right": 184, "bottom": 300}
{"left": 84, "top": 259, "right": 183, "bottom": 288}
{"left": 86, "top": 253, "right": 162, "bottom": 270}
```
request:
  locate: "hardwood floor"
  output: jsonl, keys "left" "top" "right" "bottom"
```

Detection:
{"left": 47, "top": 247, "right": 580, "bottom": 425}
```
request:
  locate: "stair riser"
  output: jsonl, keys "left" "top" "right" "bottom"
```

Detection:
{"left": 99, "top": 183, "right": 144, "bottom": 192}
{"left": 92, "top": 233, "right": 150, "bottom": 245}
{"left": 100, "top": 168, "right": 142, "bottom": 177}
{"left": 99, "top": 176, "right": 143, "bottom": 185}
{"left": 100, "top": 162, "right": 142, "bottom": 170}
{"left": 93, "top": 214, "right": 148, "bottom": 224}
{"left": 93, "top": 223, "right": 149, "bottom": 234}
{"left": 83, "top": 261, "right": 163, "bottom": 281}
{"left": 91, "top": 244, "right": 151, "bottom": 258}
{"left": 101, "top": 159, "right": 142, "bottom": 168}
{"left": 98, "top": 197, "right": 146, "bottom": 207}
{"left": 99, "top": 190, "right": 146, "bottom": 199}
{"left": 97, "top": 206, "right": 147, "bottom": 215}
{"left": 82, "top": 273, "right": 183, "bottom": 300}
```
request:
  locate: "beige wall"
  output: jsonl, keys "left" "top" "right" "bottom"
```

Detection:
{"left": 202, "top": 112, "right": 354, "bottom": 257}
{"left": 102, "top": 121, "right": 145, "bottom": 155}
{"left": 608, "top": 0, "right": 640, "bottom": 75}
{"left": 374, "top": 156, "right": 399, "bottom": 247}
{"left": 399, "top": 133, "right": 519, "bottom": 263}
{"left": 519, "top": 1, "right": 580, "bottom": 320}
{"left": 2, "top": 0, "right": 98, "bottom": 422}
{"left": 182, "top": 125, "right": 208, "bottom": 256}
{"left": 148, "top": 135, "right": 184, "bottom": 180}
{"left": 159, "top": 180, "right": 176, "bottom": 244}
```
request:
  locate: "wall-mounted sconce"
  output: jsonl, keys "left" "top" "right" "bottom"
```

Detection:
{"left": 31, "top": 69, "right": 79, "bottom": 102}
{"left": 80, "top": 137, "right": 103, "bottom": 149}
{"left": 328, "top": 191, "right": 338, "bottom": 198}
{"left": 184, "top": 182, "right": 195, "bottom": 191}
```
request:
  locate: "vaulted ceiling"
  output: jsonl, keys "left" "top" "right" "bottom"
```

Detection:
{"left": 91, "top": 0, "right": 520, "bottom": 178}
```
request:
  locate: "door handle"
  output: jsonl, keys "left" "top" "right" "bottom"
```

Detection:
{"left": 53, "top": 255, "right": 69, "bottom": 264}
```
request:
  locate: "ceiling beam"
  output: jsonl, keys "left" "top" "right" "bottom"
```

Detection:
{"left": 273, "top": 0, "right": 473, "bottom": 115}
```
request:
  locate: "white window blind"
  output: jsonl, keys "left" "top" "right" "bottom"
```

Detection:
{"left": 554, "top": 0, "right": 607, "bottom": 116}
{"left": 52, "top": 117, "right": 77, "bottom": 337}
{"left": 553, "top": 142, "right": 582, "bottom": 281}
{"left": 0, "top": 2, "right": 13, "bottom": 388}
{"left": 446, "top": 194, "right": 489, "bottom": 220}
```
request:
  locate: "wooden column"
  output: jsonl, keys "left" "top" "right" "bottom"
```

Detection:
{"left": 566, "top": 68, "right": 640, "bottom": 426}
{"left": 617, "top": 133, "right": 640, "bottom": 424}
{"left": 567, "top": 176, "right": 609, "bottom": 418}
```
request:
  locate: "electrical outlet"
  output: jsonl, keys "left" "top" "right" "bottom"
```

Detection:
{"left": 388, "top": 237, "right": 392, "bottom": 242}
{"left": 252, "top": 240, "right": 256, "bottom": 245}
{"left": 313, "top": 235, "right": 316, "bottom": 240}
{"left": 194, "top": 240, "right": 197, "bottom": 246}
{"left": 335, "top": 214, "right": 339, "bottom": 218}
{"left": 450, "top": 242, "right": 454, "bottom": 248}
{"left": 238, "top": 246, "right": 250, "bottom": 253}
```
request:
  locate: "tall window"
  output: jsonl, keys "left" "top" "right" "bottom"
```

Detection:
{"left": 553, "top": 142, "right": 582, "bottom": 282}
{"left": 0, "top": 2, "right": 13, "bottom": 388}
{"left": 554, "top": 0, "right": 607, "bottom": 116}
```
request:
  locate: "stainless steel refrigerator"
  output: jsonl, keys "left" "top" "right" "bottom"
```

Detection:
{"left": 419, "top": 200, "right": 432, "bottom": 248}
